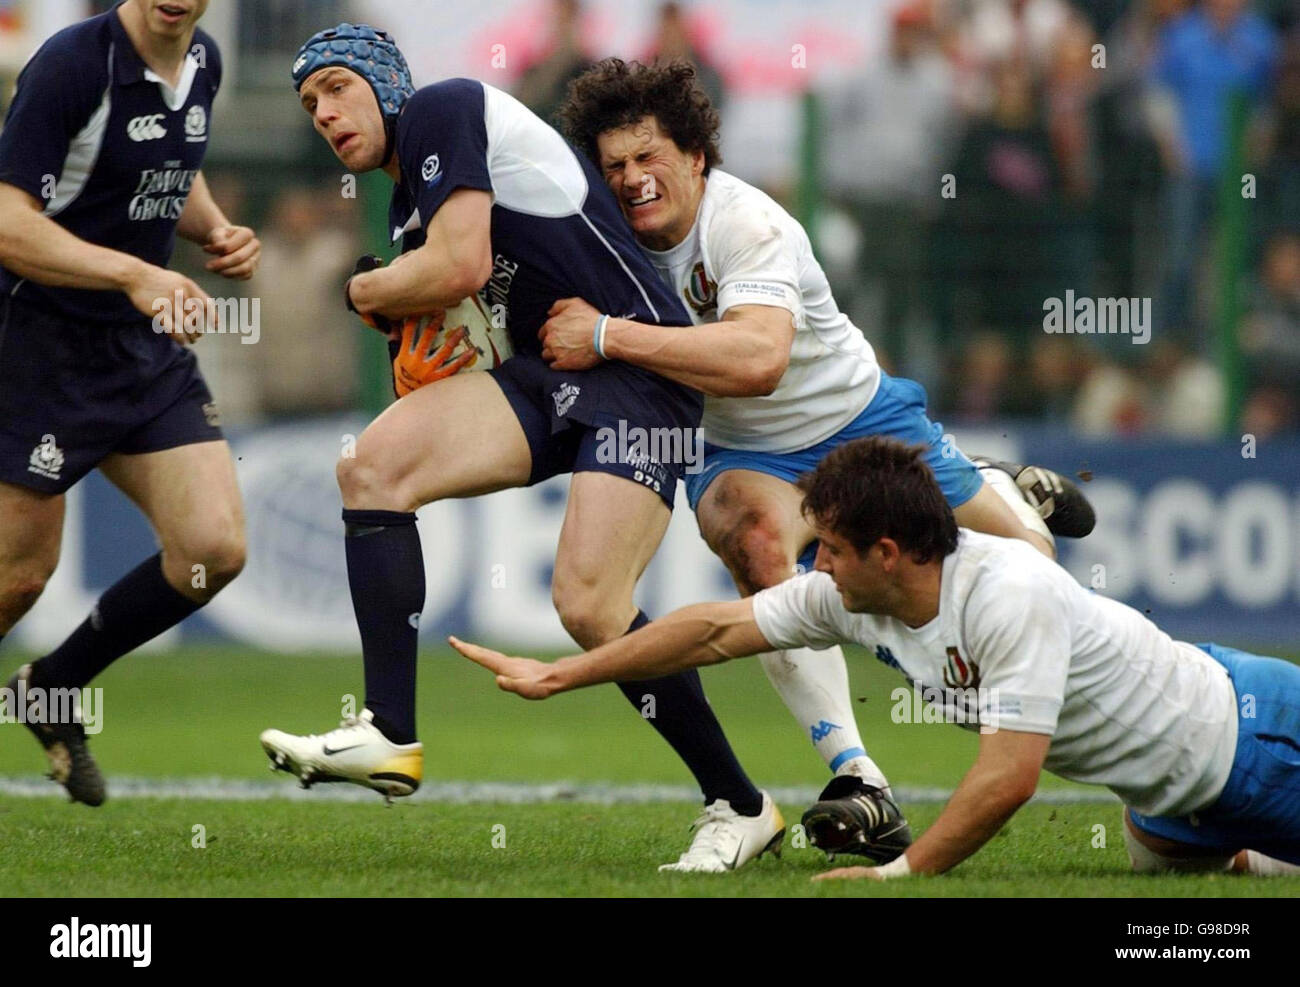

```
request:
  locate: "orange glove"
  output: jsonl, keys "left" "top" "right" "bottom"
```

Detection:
{"left": 392, "top": 313, "right": 480, "bottom": 397}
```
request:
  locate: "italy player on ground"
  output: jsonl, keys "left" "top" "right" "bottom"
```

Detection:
{"left": 545, "top": 58, "right": 1094, "bottom": 857}
{"left": 260, "top": 25, "right": 783, "bottom": 872}
{"left": 453, "top": 436, "right": 1300, "bottom": 880}
{"left": 0, "top": 0, "right": 257, "bottom": 804}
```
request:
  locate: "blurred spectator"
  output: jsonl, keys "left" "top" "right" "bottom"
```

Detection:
{"left": 1070, "top": 351, "right": 1147, "bottom": 435}
{"left": 1240, "top": 384, "right": 1297, "bottom": 436}
{"left": 1093, "top": 0, "right": 1187, "bottom": 300}
{"left": 949, "top": 0, "right": 1076, "bottom": 114}
{"left": 1260, "top": 28, "right": 1300, "bottom": 233}
{"left": 820, "top": 3, "right": 957, "bottom": 369}
{"left": 1025, "top": 335, "right": 1084, "bottom": 422}
{"left": 249, "top": 186, "right": 360, "bottom": 416}
{"left": 1142, "top": 339, "right": 1225, "bottom": 436}
{"left": 514, "top": 0, "right": 593, "bottom": 126}
{"left": 1149, "top": 0, "right": 1278, "bottom": 348}
{"left": 935, "top": 57, "right": 1064, "bottom": 342}
{"left": 938, "top": 329, "right": 1039, "bottom": 421}
{"left": 1240, "top": 230, "right": 1300, "bottom": 433}
{"left": 643, "top": 2, "right": 725, "bottom": 111}
{"left": 1042, "top": 11, "right": 1100, "bottom": 314}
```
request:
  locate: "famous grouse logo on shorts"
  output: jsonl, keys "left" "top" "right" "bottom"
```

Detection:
{"left": 942, "top": 646, "right": 980, "bottom": 689}
{"left": 27, "top": 434, "right": 64, "bottom": 481}
{"left": 551, "top": 382, "right": 580, "bottom": 417}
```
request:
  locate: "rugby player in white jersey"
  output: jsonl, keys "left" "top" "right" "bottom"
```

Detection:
{"left": 452, "top": 437, "right": 1300, "bottom": 880}
{"left": 546, "top": 59, "right": 1094, "bottom": 859}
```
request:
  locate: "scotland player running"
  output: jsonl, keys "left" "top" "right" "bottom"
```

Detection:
{"left": 550, "top": 59, "right": 1094, "bottom": 858}
{"left": 0, "top": 0, "right": 257, "bottom": 804}
{"left": 260, "top": 25, "right": 782, "bottom": 872}
{"left": 454, "top": 437, "right": 1300, "bottom": 880}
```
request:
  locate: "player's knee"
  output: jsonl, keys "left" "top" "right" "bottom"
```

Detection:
{"left": 178, "top": 526, "right": 246, "bottom": 597}
{"left": 336, "top": 446, "right": 414, "bottom": 512}
{"left": 719, "top": 510, "right": 793, "bottom": 592}
{"left": 552, "top": 579, "right": 627, "bottom": 650}
{"left": 0, "top": 564, "right": 55, "bottom": 628}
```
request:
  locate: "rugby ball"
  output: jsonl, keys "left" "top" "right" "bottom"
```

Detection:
{"left": 416, "top": 293, "right": 513, "bottom": 372}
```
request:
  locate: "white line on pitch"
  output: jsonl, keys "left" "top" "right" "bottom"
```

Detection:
{"left": 0, "top": 776, "right": 1118, "bottom": 805}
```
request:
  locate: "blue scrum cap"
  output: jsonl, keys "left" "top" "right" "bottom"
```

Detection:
{"left": 291, "top": 23, "right": 414, "bottom": 119}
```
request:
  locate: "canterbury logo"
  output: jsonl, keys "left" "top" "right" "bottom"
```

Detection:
{"left": 127, "top": 114, "right": 167, "bottom": 141}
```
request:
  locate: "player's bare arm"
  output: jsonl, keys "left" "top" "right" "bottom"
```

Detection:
{"left": 0, "top": 181, "right": 210, "bottom": 339}
{"left": 539, "top": 297, "right": 793, "bottom": 396}
{"left": 176, "top": 171, "right": 261, "bottom": 280}
{"left": 815, "top": 728, "right": 1051, "bottom": 881}
{"left": 450, "top": 597, "right": 771, "bottom": 698}
{"left": 346, "top": 187, "right": 493, "bottom": 319}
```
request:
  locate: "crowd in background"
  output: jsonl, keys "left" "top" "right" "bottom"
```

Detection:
{"left": 7, "top": 0, "right": 1296, "bottom": 437}
{"left": 819, "top": 0, "right": 1299, "bottom": 437}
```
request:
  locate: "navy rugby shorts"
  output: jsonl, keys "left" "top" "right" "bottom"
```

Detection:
{"left": 0, "top": 293, "right": 223, "bottom": 494}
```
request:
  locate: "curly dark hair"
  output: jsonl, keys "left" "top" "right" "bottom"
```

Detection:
{"left": 797, "top": 438, "right": 959, "bottom": 564}
{"left": 558, "top": 57, "right": 722, "bottom": 172}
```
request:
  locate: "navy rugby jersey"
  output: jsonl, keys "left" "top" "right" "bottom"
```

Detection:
{"left": 387, "top": 78, "right": 693, "bottom": 354}
{"left": 0, "top": 7, "right": 220, "bottom": 324}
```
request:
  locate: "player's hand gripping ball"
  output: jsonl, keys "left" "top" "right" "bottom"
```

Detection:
{"left": 390, "top": 294, "right": 513, "bottom": 398}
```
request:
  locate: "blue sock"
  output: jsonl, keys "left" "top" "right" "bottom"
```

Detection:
{"left": 615, "top": 610, "right": 763, "bottom": 816}
{"left": 33, "top": 553, "right": 200, "bottom": 690}
{"left": 343, "top": 509, "right": 423, "bottom": 745}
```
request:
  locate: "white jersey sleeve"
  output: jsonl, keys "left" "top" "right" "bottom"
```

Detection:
{"left": 751, "top": 571, "right": 848, "bottom": 651}
{"left": 961, "top": 568, "right": 1071, "bottom": 736}
{"left": 705, "top": 197, "right": 803, "bottom": 323}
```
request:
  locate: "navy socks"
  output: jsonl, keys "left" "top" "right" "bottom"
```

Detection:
{"left": 615, "top": 610, "right": 763, "bottom": 816}
{"left": 343, "top": 509, "right": 423, "bottom": 745}
{"left": 33, "top": 553, "right": 200, "bottom": 691}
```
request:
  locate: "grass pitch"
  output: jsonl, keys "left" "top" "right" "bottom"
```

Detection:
{"left": 0, "top": 645, "right": 1295, "bottom": 897}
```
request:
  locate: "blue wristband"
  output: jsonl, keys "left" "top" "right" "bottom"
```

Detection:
{"left": 593, "top": 314, "right": 610, "bottom": 359}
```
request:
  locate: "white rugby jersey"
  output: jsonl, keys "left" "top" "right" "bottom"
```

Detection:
{"left": 752, "top": 530, "right": 1239, "bottom": 817}
{"left": 643, "top": 169, "right": 880, "bottom": 453}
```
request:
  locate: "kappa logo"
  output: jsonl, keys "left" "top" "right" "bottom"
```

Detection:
{"left": 184, "top": 104, "right": 207, "bottom": 142}
{"left": 127, "top": 114, "right": 166, "bottom": 141}
{"left": 421, "top": 154, "right": 441, "bottom": 184}
{"left": 809, "top": 719, "right": 841, "bottom": 742}
{"left": 552, "top": 382, "right": 580, "bottom": 417}
{"left": 942, "top": 646, "right": 980, "bottom": 689}
{"left": 28, "top": 434, "right": 64, "bottom": 480}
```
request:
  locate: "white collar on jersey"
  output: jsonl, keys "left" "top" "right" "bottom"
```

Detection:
{"left": 392, "top": 208, "right": 422, "bottom": 243}
{"left": 143, "top": 52, "right": 200, "bottom": 112}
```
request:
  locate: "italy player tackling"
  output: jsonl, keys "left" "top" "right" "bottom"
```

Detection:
{"left": 545, "top": 59, "right": 1095, "bottom": 857}
{"left": 452, "top": 437, "right": 1300, "bottom": 880}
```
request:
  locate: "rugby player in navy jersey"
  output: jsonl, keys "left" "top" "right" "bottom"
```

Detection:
{"left": 0, "top": 1, "right": 259, "bottom": 805}
{"left": 259, "top": 24, "right": 782, "bottom": 872}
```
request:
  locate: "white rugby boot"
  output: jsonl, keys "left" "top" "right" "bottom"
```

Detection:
{"left": 260, "top": 709, "right": 423, "bottom": 802}
{"left": 658, "top": 791, "right": 785, "bottom": 873}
